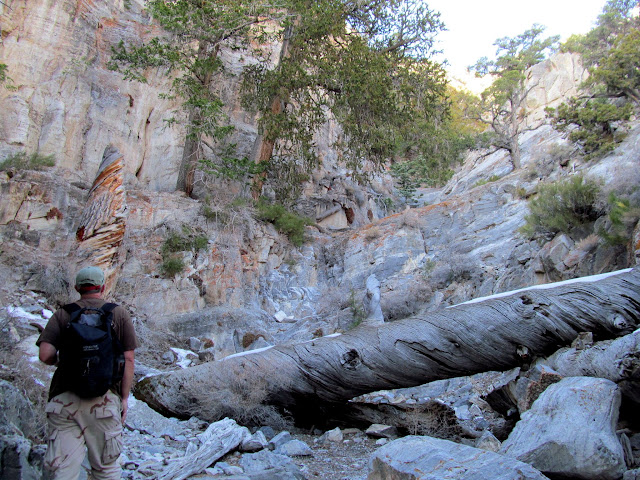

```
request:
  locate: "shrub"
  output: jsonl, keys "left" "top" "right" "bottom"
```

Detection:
{"left": 256, "top": 200, "right": 313, "bottom": 247}
{"left": 0, "top": 152, "right": 56, "bottom": 173}
{"left": 161, "top": 230, "right": 208, "bottom": 257}
{"left": 519, "top": 176, "right": 601, "bottom": 240}
{"left": 182, "top": 362, "right": 292, "bottom": 429}
{"left": 348, "top": 289, "right": 366, "bottom": 329}
{"left": 473, "top": 175, "right": 500, "bottom": 188}
{"left": 161, "top": 257, "right": 185, "bottom": 277}
{"left": 599, "top": 193, "right": 640, "bottom": 245}
{"left": 160, "top": 228, "right": 208, "bottom": 277}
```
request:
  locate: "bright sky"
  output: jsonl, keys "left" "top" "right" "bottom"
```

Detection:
{"left": 426, "top": 0, "right": 608, "bottom": 87}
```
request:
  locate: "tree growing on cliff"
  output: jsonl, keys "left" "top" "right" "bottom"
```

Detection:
{"left": 109, "top": 0, "right": 448, "bottom": 202}
{"left": 466, "top": 25, "right": 559, "bottom": 169}
{"left": 240, "top": 0, "right": 448, "bottom": 202}
{"left": 108, "top": 0, "right": 285, "bottom": 196}
{"left": 547, "top": 0, "right": 639, "bottom": 159}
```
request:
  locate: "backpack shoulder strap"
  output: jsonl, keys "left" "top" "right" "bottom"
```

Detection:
{"left": 62, "top": 303, "right": 82, "bottom": 315}
{"left": 101, "top": 303, "right": 118, "bottom": 313}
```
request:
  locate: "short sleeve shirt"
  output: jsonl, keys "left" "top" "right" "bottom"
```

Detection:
{"left": 37, "top": 298, "right": 138, "bottom": 400}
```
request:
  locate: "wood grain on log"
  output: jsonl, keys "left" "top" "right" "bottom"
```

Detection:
{"left": 157, "top": 418, "right": 249, "bottom": 480}
{"left": 135, "top": 268, "right": 640, "bottom": 421}
{"left": 75, "top": 146, "right": 127, "bottom": 293}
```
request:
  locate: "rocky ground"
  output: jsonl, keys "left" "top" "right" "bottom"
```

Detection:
{"left": 275, "top": 432, "right": 382, "bottom": 480}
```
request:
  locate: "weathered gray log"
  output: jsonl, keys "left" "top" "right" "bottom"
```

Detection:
{"left": 543, "top": 329, "right": 640, "bottom": 404}
{"left": 157, "top": 418, "right": 250, "bottom": 480}
{"left": 135, "top": 268, "right": 640, "bottom": 420}
{"left": 544, "top": 329, "right": 639, "bottom": 383}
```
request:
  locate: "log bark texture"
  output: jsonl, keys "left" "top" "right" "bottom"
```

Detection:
{"left": 75, "top": 145, "right": 127, "bottom": 294}
{"left": 157, "top": 418, "right": 249, "bottom": 480}
{"left": 135, "top": 268, "right": 640, "bottom": 420}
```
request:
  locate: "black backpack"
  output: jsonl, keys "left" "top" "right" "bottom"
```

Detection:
{"left": 58, "top": 303, "right": 125, "bottom": 398}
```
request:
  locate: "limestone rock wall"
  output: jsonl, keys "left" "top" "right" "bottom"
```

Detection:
{"left": 0, "top": 0, "right": 184, "bottom": 191}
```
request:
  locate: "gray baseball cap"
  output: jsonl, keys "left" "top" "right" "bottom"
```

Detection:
{"left": 75, "top": 266, "right": 105, "bottom": 287}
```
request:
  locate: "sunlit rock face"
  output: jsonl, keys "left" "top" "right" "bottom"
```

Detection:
{"left": 0, "top": 0, "right": 184, "bottom": 191}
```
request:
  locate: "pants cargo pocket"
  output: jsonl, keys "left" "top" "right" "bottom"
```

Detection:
{"left": 43, "top": 429, "right": 62, "bottom": 471}
{"left": 102, "top": 429, "right": 122, "bottom": 465}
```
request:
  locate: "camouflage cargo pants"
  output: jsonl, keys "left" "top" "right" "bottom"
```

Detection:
{"left": 44, "top": 391, "right": 123, "bottom": 480}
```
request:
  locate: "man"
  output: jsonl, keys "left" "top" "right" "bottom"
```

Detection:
{"left": 37, "top": 266, "right": 138, "bottom": 480}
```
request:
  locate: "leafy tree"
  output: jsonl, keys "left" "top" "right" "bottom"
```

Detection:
{"left": 0, "top": 63, "right": 15, "bottom": 90}
{"left": 108, "top": 0, "right": 286, "bottom": 196}
{"left": 561, "top": 0, "right": 638, "bottom": 68}
{"left": 547, "top": 97, "right": 632, "bottom": 159}
{"left": 389, "top": 83, "right": 480, "bottom": 192}
{"left": 467, "top": 25, "right": 559, "bottom": 169}
{"left": 588, "top": 29, "right": 640, "bottom": 104}
{"left": 548, "top": 1, "right": 639, "bottom": 159}
{"left": 110, "top": 0, "right": 448, "bottom": 204}
{"left": 242, "top": 0, "right": 448, "bottom": 202}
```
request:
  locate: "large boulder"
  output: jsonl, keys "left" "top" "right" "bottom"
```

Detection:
{"left": 368, "top": 435, "right": 549, "bottom": 479}
{"left": 500, "top": 376, "right": 627, "bottom": 480}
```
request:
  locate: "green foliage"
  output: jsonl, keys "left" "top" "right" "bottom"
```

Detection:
{"left": 473, "top": 175, "right": 501, "bottom": 188}
{"left": 599, "top": 192, "right": 640, "bottom": 245}
{"left": 547, "top": 98, "right": 632, "bottom": 159}
{"left": 161, "top": 257, "right": 186, "bottom": 277}
{"left": 551, "top": 1, "right": 638, "bottom": 158}
{"left": 108, "top": 1, "right": 282, "bottom": 190}
{"left": 160, "top": 228, "right": 208, "bottom": 277}
{"left": 161, "top": 230, "right": 208, "bottom": 256}
{"left": 0, "top": 63, "right": 16, "bottom": 90}
{"left": 0, "top": 152, "right": 56, "bottom": 173}
{"left": 110, "top": 0, "right": 449, "bottom": 199}
{"left": 587, "top": 29, "right": 640, "bottom": 104}
{"left": 519, "top": 176, "right": 601, "bottom": 240}
{"left": 348, "top": 289, "right": 366, "bottom": 329}
{"left": 255, "top": 200, "right": 313, "bottom": 247}
{"left": 560, "top": 0, "right": 638, "bottom": 68}
{"left": 467, "top": 25, "right": 559, "bottom": 168}
{"left": 241, "top": 0, "right": 448, "bottom": 196}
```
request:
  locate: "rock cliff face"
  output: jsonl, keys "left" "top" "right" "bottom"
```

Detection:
{"left": 1, "top": 1, "right": 639, "bottom": 358}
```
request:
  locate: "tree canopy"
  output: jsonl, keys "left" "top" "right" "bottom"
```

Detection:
{"left": 109, "top": 0, "right": 451, "bottom": 202}
{"left": 548, "top": 0, "right": 639, "bottom": 159}
{"left": 467, "top": 25, "right": 559, "bottom": 169}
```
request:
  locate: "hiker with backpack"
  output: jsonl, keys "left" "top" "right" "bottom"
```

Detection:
{"left": 37, "top": 266, "right": 138, "bottom": 480}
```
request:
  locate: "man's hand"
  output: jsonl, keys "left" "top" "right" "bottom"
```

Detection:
{"left": 121, "top": 396, "right": 129, "bottom": 423}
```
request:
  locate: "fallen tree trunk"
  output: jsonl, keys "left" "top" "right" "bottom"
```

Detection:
{"left": 135, "top": 268, "right": 640, "bottom": 422}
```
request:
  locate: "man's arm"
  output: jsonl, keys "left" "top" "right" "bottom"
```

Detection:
{"left": 39, "top": 342, "right": 58, "bottom": 365}
{"left": 120, "top": 350, "right": 135, "bottom": 422}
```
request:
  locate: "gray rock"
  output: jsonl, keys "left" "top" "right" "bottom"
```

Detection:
{"left": 125, "top": 396, "right": 189, "bottom": 440}
{"left": 500, "top": 377, "right": 626, "bottom": 480}
{"left": 511, "top": 364, "right": 563, "bottom": 413}
{"left": 365, "top": 424, "right": 398, "bottom": 439}
{"left": 475, "top": 430, "right": 501, "bottom": 452}
{"left": 239, "top": 449, "right": 305, "bottom": 479}
{"left": 0, "top": 434, "right": 42, "bottom": 480}
{"left": 624, "top": 469, "right": 640, "bottom": 480}
{"left": 257, "top": 426, "right": 276, "bottom": 441}
{"left": 189, "top": 336, "right": 204, "bottom": 352}
{"left": 369, "top": 435, "right": 549, "bottom": 479}
{"left": 0, "top": 380, "right": 38, "bottom": 439}
{"left": 320, "top": 427, "right": 343, "bottom": 443}
{"left": 267, "top": 431, "right": 291, "bottom": 451}
{"left": 274, "top": 439, "right": 313, "bottom": 457}
{"left": 241, "top": 431, "right": 268, "bottom": 452}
